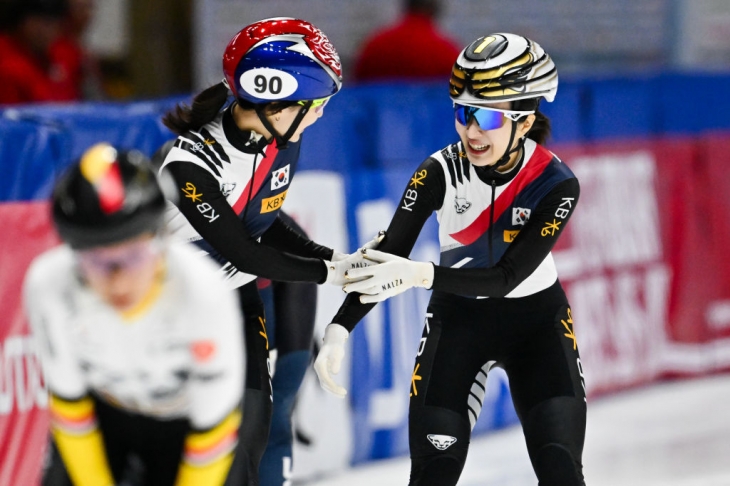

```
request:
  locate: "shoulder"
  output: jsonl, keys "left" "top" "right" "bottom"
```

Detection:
{"left": 544, "top": 147, "right": 577, "bottom": 181}
{"left": 160, "top": 114, "right": 229, "bottom": 171}
{"left": 525, "top": 141, "right": 577, "bottom": 181}
{"left": 429, "top": 142, "right": 475, "bottom": 189}
{"left": 23, "top": 246, "right": 77, "bottom": 319}
{"left": 24, "top": 245, "right": 74, "bottom": 295}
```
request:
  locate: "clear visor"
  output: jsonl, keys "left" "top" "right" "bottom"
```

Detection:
{"left": 76, "top": 236, "right": 163, "bottom": 276}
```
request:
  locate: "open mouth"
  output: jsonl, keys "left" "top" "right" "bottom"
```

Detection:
{"left": 468, "top": 142, "right": 490, "bottom": 154}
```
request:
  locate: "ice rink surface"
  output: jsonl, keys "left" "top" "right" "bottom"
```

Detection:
{"left": 307, "top": 373, "right": 730, "bottom": 485}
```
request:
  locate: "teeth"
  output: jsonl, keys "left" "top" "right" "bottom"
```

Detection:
{"left": 469, "top": 143, "right": 488, "bottom": 151}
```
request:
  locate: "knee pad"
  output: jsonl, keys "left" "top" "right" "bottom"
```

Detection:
{"left": 533, "top": 443, "right": 585, "bottom": 486}
{"left": 408, "top": 406, "right": 471, "bottom": 486}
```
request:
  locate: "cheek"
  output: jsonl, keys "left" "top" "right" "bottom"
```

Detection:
{"left": 455, "top": 120, "right": 468, "bottom": 139}
{"left": 299, "top": 111, "right": 320, "bottom": 131}
{"left": 491, "top": 123, "right": 514, "bottom": 147}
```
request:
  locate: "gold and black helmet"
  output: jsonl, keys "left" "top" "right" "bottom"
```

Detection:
{"left": 450, "top": 33, "right": 558, "bottom": 104}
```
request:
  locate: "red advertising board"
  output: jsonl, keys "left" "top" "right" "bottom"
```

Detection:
{"left": 0, "top": 202, "right": 58, "bottom": 486}
{"left": 551, "top": 136, "right": 730, "bottom": 395}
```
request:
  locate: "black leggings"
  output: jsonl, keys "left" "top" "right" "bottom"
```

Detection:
{"left": 236, "top": 281, "right": 274, "bottom": 486}
{"left": 408, "top": 281, "right": 587, "bottom": 486}
{"left": 43, "top": 395, "right": 190, "bottom": 486}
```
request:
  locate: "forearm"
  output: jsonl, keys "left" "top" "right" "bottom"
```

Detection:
{"left": 49, "top": 394, "right": 114, "bottom": 486}
{"left": 176, "top": 408, "right": 242, "bottom": 486}
{"left": 260, "top": 215, "right": 334, "bottom": 260}
{"left": 164, "top": 162, "right": 328, "bottom": 283}
{"left": 331, "top": 160, "right": 443, "bottom": 330}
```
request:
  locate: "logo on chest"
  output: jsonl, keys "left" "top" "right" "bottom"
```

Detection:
{"left": 454, "top": 197, "right": 472, "bottom": 214}
{"left": 220, "top": 182, "right": 237, "bottom": 197}
{"left": 512, "top": 207, "right": 531, "bottom": 225}
{"left": 271, "top": 165, "right": 290, "bottom": 190}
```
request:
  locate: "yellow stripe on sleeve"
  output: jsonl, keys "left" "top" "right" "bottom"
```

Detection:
{"left": 175, "top": 408, "right": 242, "bottom": 486}
{"left": 49, "top": 395, "right": 115, "bottom": 486}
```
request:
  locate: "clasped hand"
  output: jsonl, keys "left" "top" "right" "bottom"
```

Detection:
{"left": 343, "top": 249, "right": 434, "bottom": 303}
{"left": 324, "top": 231, "right": 385, "bottom": 286}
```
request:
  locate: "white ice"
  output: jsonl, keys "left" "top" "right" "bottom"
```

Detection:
{"left": 305, "top": 373, "right": 730, "bottom": 485}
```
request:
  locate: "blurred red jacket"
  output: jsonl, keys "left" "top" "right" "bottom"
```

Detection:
{"left": 0, "top": 33, "right": 80, "bottom": 105}
{"left": 354, "top": 12, "right": 461, "bottom": 82}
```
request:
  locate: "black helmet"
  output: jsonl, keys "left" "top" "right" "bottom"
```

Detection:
{"left": 52, "top": 143, "right": 166, "bottom": 250}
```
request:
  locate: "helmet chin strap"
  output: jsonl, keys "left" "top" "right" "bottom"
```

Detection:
{"left": 256, "top": 101, "right": 313, "bottom": 149}
{"left": 493, "top": 120, "right": 525, "bottom": 172}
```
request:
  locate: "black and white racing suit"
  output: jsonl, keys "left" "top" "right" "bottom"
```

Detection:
{"left": 332, "top": 138, "right": 587, "bottom": 486}
{"left": 159, "top": 103, "right": 334, "bottom": 485}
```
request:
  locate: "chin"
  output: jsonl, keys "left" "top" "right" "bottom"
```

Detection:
{"left": 467, "top": 155, "right": 497, "bottom": 167}
{"left": 108, "top": 296, "right": 137, "bottom": 311}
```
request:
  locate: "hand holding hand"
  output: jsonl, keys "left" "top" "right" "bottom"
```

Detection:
{"left": 325, "top": 231, "right": 386, "bottom": 286}
{"left": 343, "top": 249, "right": 434, "bottom": 303}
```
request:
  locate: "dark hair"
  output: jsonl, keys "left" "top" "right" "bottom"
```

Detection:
{"left": 1, "top": 0, "right": 67, "bottom": 30}
{"left": 406, "top": 0, "right": 440, "bottom": 17}
{"left": 513, "top": 97, "right": 552, "bottom": 145}
{"left": 162, "top": 82, "right": 230, "bottom": 135}
{"left": 162, "top": 82, "right": 300, "bottom": 136}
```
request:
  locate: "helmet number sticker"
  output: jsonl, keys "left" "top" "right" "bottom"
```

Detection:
{"left": 240, "top": 68, "right": 298, "bottom": 100}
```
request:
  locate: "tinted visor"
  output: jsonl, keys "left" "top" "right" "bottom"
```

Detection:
{"left": 454, "top": 103, "right": 534, "bottom": 130}
{"left": 454, "top": 104, "right": 505, "bottom": 130}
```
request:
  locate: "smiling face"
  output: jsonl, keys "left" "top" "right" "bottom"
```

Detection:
{"left": 455, "top": 101, "right": 535, "bottom": 168}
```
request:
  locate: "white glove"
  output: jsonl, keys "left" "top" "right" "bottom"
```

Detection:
{"left": 313, "top": 323, "right": 350, "bottom": 398}
{"left": 324, "top": 231, "right": 385, "bottom": 286}
{"left": 343, "top": 249, "right": 435, "bottom": 303}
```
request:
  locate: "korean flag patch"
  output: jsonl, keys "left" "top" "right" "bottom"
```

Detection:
{"left": 512, "top": 207, "right": 531, "bottom": 226}
{"left": 271, "top": 165, "right": 290, "bottom": 190}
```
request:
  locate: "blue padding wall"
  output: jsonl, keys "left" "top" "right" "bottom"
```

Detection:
{"left": 2, "top": 72, "right": 730, "bottom": 201}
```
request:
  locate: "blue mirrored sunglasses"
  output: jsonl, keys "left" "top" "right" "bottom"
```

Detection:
{"left": 453, "top": 103, "right": 534, "bottom": 130}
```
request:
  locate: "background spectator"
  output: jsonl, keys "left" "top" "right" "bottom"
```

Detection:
{"left": 0, "top": 0, "right": 80, "bottom": 104}
{"left": 50, "top": 0, "right": 106, "bottom": 100}
{"left": 353, "top": 0, "right": 461, "bottom": 82}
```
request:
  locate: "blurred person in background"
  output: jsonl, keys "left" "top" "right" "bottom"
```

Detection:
{"left": 353, "top": 0, "right": 461, "bottom": 82}
{"left": 0, "top": 0, "right": 81, "bottom": 104}
{"left": 316, "top": 33, "right": 587, "bottom": 486}
{"left": 24, "top": 143, "right": 245, "bottom": 485}
{"left": 50, "top": 0, "right": 106, "bottom": 100}
{"left": 158, "top": 17, "right": 382, "bottom": 485}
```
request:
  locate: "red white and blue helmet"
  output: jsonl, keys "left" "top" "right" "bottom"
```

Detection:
{"left": 222, "top": 17, "right": 343, "bottom": 104}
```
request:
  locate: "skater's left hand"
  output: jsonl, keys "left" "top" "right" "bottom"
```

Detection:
{"left": 314, "top": 323, "right": 350, "bottom": 398}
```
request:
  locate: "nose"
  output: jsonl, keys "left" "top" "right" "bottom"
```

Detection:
{"left": 465, "top": 118, "right": 484, "bottom": 136}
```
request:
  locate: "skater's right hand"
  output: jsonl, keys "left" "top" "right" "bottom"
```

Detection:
{"left": 325, "top": 231, "right": 386, "bottom": 286}
{"left": 314, "top": 323, "right": 349, "bottom": 398}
